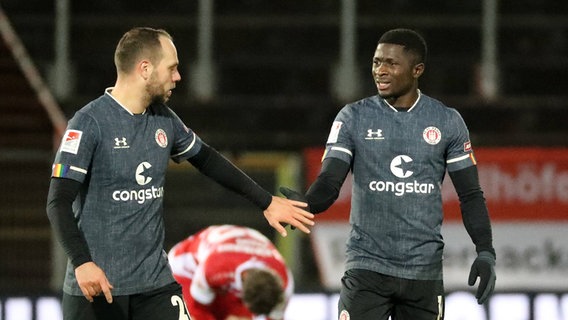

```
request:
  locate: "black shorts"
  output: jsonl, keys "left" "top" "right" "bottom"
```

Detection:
{"left": 62, "top": 282, "right": 191, "bottom": 320}
{"left": 338, "top": 269, "right": 445, "bottom": 320}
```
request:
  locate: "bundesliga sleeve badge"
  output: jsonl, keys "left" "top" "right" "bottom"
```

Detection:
{"left": 327, "top": 121, "right": 343, "bottom": 144}
{"left": 60, "top": 129, "right": 83, "bottom": 154}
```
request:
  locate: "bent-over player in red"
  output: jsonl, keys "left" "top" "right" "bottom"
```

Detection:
{"left": 168, "top": 225, "right": 293, "bottom": 320}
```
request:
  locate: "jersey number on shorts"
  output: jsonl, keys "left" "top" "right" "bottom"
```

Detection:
{"left": 170, "top": 295, "right": 191, "bottom": 320}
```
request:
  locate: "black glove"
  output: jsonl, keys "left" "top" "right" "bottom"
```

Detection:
{"left": 279, "top": 186, "right": 311, "bottom": 212}
{"left": 468, "top": 251, "right": 496, "bottom": 304}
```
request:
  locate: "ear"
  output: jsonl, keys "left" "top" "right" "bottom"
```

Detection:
{"left": 241, "top": 270, "right": 249, "bottom": 281}
{"left": 413, "top": 63, "right": 425, "bottom": 79}
{"left": 138, "top": 59, "right": 153, "bottom": 81}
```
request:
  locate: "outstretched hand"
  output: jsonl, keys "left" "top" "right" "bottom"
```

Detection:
{"left": 279, "top": 187, "right": 313, "bottom": 231}
{"left": 279, "top": 187, "right": 311, "bottom": 212}
{"left": 468, "top": 251, "right": 496, "bottom": 304}
{"left": 263, "top": 195, "right": 314, "bottom": 237}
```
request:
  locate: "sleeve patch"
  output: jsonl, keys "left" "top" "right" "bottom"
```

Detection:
{"left": 51, "top": 164, "right": 87, "bottom": 178}
{"left": 326, "top": 121, "right": 343, "bottom": 144}
{"left": 60, "top": 130, "right": 83, "bottom": 154}
{"left": 52, "top": 163, "right": 71, "bottom": 178}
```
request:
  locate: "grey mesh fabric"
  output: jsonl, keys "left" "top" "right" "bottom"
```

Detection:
{"left": 51, "top": 90, "right": 202, "bottom": 295}
{"left": 323, "top": 92, "right": 476, "bottom": 280}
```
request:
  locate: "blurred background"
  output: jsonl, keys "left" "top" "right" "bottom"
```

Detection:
{"left": 0, "top": 0, "right": 567, "bottom": 319}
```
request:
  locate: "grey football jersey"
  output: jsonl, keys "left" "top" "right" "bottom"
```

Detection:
{"left": 324, "top": 92, "right": 476, "bottom": 280}
{"left": 51, "top": 90, "right": 202, "bottom": 295}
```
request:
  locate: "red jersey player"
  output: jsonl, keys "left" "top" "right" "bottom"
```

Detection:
{"left": 168, "top": 225, "right": 293, "bottom": 320}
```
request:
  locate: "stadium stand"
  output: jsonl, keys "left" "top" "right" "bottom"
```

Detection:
{"left": 0, "top": 0, "right": 566, "bottom": 294}
{"left": 0, "top": 27, "right": 53, "bottom": 293}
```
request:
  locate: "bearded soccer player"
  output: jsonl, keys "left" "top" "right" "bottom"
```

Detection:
{"left": 46, "top": 27, "right": 312, "bottom": 320}
{"left": 281, "top": 28, "right": 496, "bottom": 320}
{"left": 168, "top": 225, "right": 293, "bottom": 320}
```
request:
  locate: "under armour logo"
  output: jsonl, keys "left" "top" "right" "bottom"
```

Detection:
{"left": 365, "top": 129, "right": 384, "bottom": 140}
{"left": 114, "top": 137, "right": 130, "bottom": 149}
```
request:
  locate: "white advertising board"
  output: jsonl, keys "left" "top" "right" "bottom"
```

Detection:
{"left": 311, "top": 221, "right": 568, "bottom": 291}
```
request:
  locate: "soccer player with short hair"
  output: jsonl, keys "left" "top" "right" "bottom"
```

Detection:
{"left": 46, "top": 27, "right": 313, "bottom": 320}
{"left": 281, "top": 28, "right": 496, "bottom": 320}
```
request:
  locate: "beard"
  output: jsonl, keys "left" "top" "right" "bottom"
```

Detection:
{"left": 146, "top": 73, "right": 170, "bottom": 105}
{"left": 150, "top": 92, "right": 167, "bottom": 105}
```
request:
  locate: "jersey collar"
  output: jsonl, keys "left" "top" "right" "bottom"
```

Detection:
{"left": 383, "top": 89, "right": 422, "bottom": 112}
{"left": 104, "top": 87, "right": 147, "bottom": 115}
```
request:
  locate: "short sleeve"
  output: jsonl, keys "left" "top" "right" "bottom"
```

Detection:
{"left": 446, "top": 109, "right": 476, "bottom": 172}
{"left": 51, "top": 112, "right": 99, "bottom": 183}
{"left": 322, "top": 106, "right": 354, "bottom": 165}
{"left": 168, "top": 108, "right": 203, "bottom": 163}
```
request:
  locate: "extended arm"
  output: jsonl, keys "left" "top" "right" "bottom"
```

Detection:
{"left": 280, "top": 157, "right": 350, "bottom": 214}
{"left": 188, "top": 144, "right": 314, "bottom": 235}
{"left": 305, "top": 158, "right": 350, "bottom": 213}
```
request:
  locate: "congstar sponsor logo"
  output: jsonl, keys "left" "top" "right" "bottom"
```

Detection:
{"left": 112, "top": 162, "right": 164, "bottom": 204}
{"left": 368, "top": 155, "right": 435, "bottom": 196}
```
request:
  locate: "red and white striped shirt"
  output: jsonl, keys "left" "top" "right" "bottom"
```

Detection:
{"left": 168, "top": 225, "right": 293, "bottom": 320}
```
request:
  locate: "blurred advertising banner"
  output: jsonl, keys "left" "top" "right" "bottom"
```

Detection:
{"left": 6, "top": 292, "right": 568, "bottom": 320}
{"left": 305, "top": 147, "right": 568, "bottom": 290}
{"left": 442, "top": 147, "right": 568, "bottom": 221}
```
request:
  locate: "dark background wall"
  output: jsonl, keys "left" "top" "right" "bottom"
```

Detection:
{"left": 0, "top": 0, "right": 566, "bottom": 294}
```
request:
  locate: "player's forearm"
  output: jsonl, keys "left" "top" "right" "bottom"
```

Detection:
{"left": 305, "top": 157, "right": 350, "bottom": 213}
{"left": 188, "top": 143, "right": 272, "bottom": 210}
{"left": 449, "top": 166, "right": 495, "bottom": 255}
{"left": 46, "top": 178, "right": 93, "bottom": 267}
{"left": 460, "top": 189, "right": 494, "bottom": 255}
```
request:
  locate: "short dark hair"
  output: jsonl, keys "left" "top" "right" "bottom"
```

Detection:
{"left": 378, "top": 28, "right": 427, "bottom": 64}
{"left": 114, "top": 27, "right": 172, "bottom": 73}
{"left": 242, "top": 268, "right": 284, "bottom": 315}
